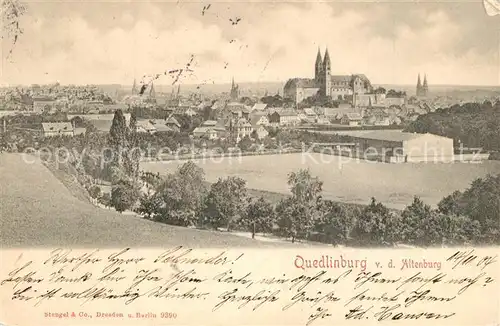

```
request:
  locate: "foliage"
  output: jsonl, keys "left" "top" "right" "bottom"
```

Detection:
{"left": 111, "top": 179, "right": 140, "bottom": 213}
{"left": 373, "top": 87, "right": 386, "bottom": 94}
{"left": 98, "top": 192, "right": 111, "bottom": 207}
{"left": 203, "top": 176, "right": 248, "bottom": 231}
{"left": 154, "top": 161, "right": 207, "bottom": 226}
{"left": 313, "top": 200, "right": 354, "bottom": 245}
{"left": 405, "top": 101, "right": 500, "bottom": 152}
{"left": 436, "top": 174, "right": 500, "bottom": 244}
{"left": 298, "top": 93, "right": 339, "bottom": 109}
{"left": 135, "top": 192, "right": 163, "bottom": 220}
{"left": 351, "top": 198, "right": 398, "bottom": 247}
{"left": 238, "top": 135, "right": 253, "bottom": 151}
{"left": 276, "top": 169, "right": 323, "bottom": 243}
{"left": 240, "top": 197, "right": 275, "bottom": 238}
{"left": 386, "top": 89, "right": 406, "bottom": 98}
{"left": 174, "top": 114, "right": 203, "bottom": 132}
{"left": 88, "top": 185, "right": 101, "bottom": 199}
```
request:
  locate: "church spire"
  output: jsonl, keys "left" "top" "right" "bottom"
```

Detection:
{"left": 315, "top": 47, "right": 323, "bottom": 82}
{"left": 132, "top": 78, "right": 138, "bottom": 95}
{"left": 417, "top": 74, "right": 422, "bottom": 88}
{"left": 323, "top": 48, "right": 331, "bottom": 68}
{"left": 315, "top": 47, "right": 323, "bottom": 67}
{"left": 423, "top": 74, "right": 428, "bottom": 88}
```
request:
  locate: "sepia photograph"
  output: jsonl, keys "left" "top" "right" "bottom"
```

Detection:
{"left": 0, "top": 1, "right": 499, "bottom": 326}
{"left": 0, "top": 0, "right": 499, "bottom": 250}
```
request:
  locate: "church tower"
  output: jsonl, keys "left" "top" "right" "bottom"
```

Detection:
{"left": 422, "top": 74, "right": 429, "bottom": 97}
{"left": 230, "top": 77, "right": 239, "bottom": 101}
{"left": 416, "top": 74, "right": 422, "bottom": 96}
{"left": 132, "top": 78, "right": 138, "bottom": 95}
{"left": 322, "top": 48, "right": 331, "bottom": 97}
{"left": 314, "top": 47, "right": 323, "bottom": 84}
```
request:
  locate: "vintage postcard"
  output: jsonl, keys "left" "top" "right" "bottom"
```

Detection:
{"left": 0, "top": 0, "right": 499, "bottom": 325}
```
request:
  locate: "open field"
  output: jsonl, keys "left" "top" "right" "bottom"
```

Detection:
{"left": 141, "top": 153, "right": 500, "bottom": 210}
{"left": 0, "top": 153, "right": 316, "bottom": 247}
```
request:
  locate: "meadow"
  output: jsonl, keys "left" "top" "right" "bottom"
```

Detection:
{"left": 141, "top": 152, "right": 500, "bottom": 209}
{"left": 0, "top": 153, "right": 310, "bottom": 247}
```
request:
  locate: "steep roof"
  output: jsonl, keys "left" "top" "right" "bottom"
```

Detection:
{"left": 330, "top": 75, "right": 351, "bottom": 83}
{"left": 252, "top": 103, "right": 267, "bottom": 111}
{"left": 344, "top": 113, "right": 363, "bottom": 120}
{"left": 165, "top": 116, "right": 181, "bottom": 127}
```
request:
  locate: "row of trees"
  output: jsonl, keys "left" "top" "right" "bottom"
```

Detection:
{"left": 134, "top": 161, "right": 499, "bottom": 246}
{"left": 405, "top": 101, "right": 500, "bottom": 153}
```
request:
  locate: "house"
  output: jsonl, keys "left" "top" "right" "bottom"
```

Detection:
{"left": 303, "top": 108, "right": 318, "bottom": 122}
{"left": 41, "top": 122, "right": 74, "bottom": 137}
{"left": 279, "top": 111, "right": 300, "bottom": 126}
{"left": 136, "top": 120, "right": 157, "bottom": 134}
{"left": 316, "top": 116, "right": 331, "bottom": 125}
{"left": 234, "top": 118, "right": 253, "bottom": 140}
{"left": 192, "top": 127, "right": 218, "bottom": 140}
{"left": 341, "top": 113, "right": 363, "bottom": 126}
{"left": 33, "top": 97, "right": 57, "bottom": 113}
{"left": 149, "top": 119, "right": 174, "bottom": 133}
{"left": 253, "top": 125, "right": 269, "bottom": 140}
{"left": 165, "top": 116, "right": 181, "bottom": 131}
{"left": 249, "top": 113, "right": 269, "bottom": 127}
{"left": 174, "top": 107, "right": 197, "bottom": 117}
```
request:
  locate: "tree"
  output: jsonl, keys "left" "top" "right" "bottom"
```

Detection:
{"left": 155, "top": 161, "right": 207, "bottom": 226}
{"left": 135, "top": 192, "right": 162, "bottom": 220}
{"left": 314, "top": 200, "right": 354, "bottom": 245}
{"left": 111, "top": 179, "right": 140, "bottom": 213}
{"left": 124, "top": 112, "right": 140, "bottom": 179}
{"left": 351, "top": 198, "right": 399, "bottom": 247}
{"left": 88, "top": 185, "right": 101, "bottom": 200}
{"left": 98, "top": 192, "right": 111, "bottom": 208}
{"left": 108, "top": 110, "right": 128, "bottom": 168}
{"left": 238, "top": 135, "right": 253, "bottom": 151}
{"left": 241, "top": 197, "right": 275, "bottom": 239}
{"left": 204, "top": 176, "right": 248, "bottom": 231}
{"left": 276, "top": 169, "right": 323, "bottom": 243}
{"left": 437, "top": 190, "right": 463, "bottom": 216}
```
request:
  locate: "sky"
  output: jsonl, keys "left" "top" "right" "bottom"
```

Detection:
{"left": 1, "top": 0, "right": 500, "bottom": 86}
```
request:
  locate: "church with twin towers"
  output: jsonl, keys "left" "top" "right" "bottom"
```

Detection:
{"left": 416, "top": 73, "right": 429, "bottom": 98}
{"left": 284, "top": 47, "right": 373, "bottom": 104}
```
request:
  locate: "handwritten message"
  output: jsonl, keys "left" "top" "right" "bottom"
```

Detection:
{"left": 0, "top": 247, "right": 497, "bottom": 326}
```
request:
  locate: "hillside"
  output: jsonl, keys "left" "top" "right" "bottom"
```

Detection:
{"left": 0, "top": 154, "right": 307, "bottom": 248}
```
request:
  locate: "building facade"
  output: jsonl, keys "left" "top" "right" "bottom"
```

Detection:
{"left": 284, "top": 48, "right": 373, "bottom": 104}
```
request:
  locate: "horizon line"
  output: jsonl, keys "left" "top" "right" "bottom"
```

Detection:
{"left": 2, "top": 82, "right": 500, "bottom": 88}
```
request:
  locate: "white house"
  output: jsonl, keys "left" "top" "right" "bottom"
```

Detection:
{"left": 341, "top": 113, "right": 363, "bottom": 126}
{"left": 41, "top": 122, "right": 74, "bottom": 137}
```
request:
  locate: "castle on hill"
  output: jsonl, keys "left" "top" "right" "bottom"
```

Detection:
{"left": 283, "top": 47, "right": 373, "bottom": 105}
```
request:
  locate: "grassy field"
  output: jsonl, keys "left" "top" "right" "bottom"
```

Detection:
{"left": 0, "top": 153, "right": 316, "bottom": 248}
{"left": 141, "top": 153, "right": 500, "bottom": 209}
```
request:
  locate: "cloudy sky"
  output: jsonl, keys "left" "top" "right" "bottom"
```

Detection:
{"left": 1, "top": 0, "right": 499, "bottom": 86}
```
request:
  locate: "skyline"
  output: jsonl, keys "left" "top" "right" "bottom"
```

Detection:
{"left": 1, "top": 1, "right": 500, "bottom": 86}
